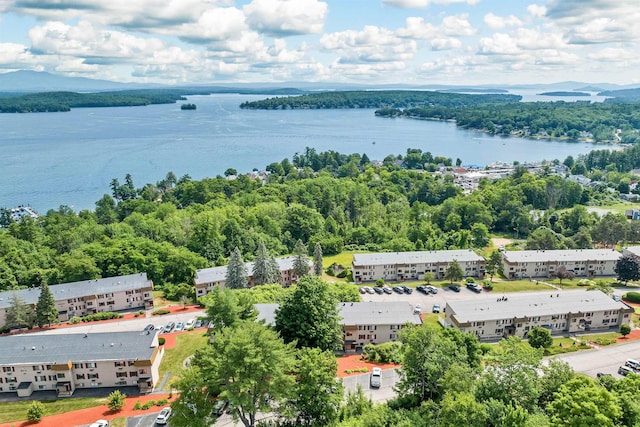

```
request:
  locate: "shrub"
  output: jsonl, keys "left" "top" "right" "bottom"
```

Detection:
{"left": 156, "top": 398, "right": 168, "bottom": 406}
{"left": 344, "top": 368, "right": 369, "bottom": 374}
{"left": 375, "top": 279, "right": 385, "bottom": 287}
{"left": 158, "top": 337, "right": 166, "bottom": 345}
{"left": 325, "top": 266, "right": 335, "bottom": 276}
{"left": 141, "top": 402, "right": 153, "bottom": 410}
{"left": 27, "top": 401, "right": 45, "bottom": 422}
{"left": 68, "top": 316, "right": 81, "bottom": 324}
{"left": 81, "top": 312, "right": 122, "bottom": 322}
{"left": 621, "top": 323, "right": 631, "bottom": 337}
{"left": 466, "top": 277, "right": 475, "bottom": 283}
{"left": 593, "top": 337, "right": 616, "bottom": 346}
{"left": 133, "top": 401, "right": 142, "bottom": 410}
{"left": 483, "top": 281, "right": 494, "bottom": 290}
{"left": 107, "top": 390, "right": 127, "bottom": 411}
{"left": 577, "top": 279, "right": 595, "bottom": 287}
{"left": 152, "top": 309, "right": 171, "bottom": 316}
{"left": 624, "top": 292, "right": 640, "bottom": 303}
{"left": 362, "top": 341, "right": 402, "bottom": 364}
{"left": 336, "top": 268, "right": 350, "bottom": 279}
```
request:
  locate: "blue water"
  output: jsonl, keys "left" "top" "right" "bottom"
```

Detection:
{"left": 0, "top": 93, "right": 597, "bottom": 213}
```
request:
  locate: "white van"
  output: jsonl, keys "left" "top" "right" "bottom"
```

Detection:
{"left": 625, "top": 359, "right": 640, "bottom": 371}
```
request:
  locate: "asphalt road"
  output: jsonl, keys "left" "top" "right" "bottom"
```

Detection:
{"left": 552, "top": 339, "right": 640, "bottom": 378}
{"left": 126, "top": 411, "right": 162, "bottom": 427}
{"left": 342, "top": 368, "right": 401, "bottom": 403}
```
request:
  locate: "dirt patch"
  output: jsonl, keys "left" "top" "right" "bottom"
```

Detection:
{"left": 0, "top": 393, "right": 175, "bottom": 427}
{"left": 336, "top": 354, "right": 398, "bottom": 378}
{"left": 490, "top": 237, "right": 514, "bottom": 248}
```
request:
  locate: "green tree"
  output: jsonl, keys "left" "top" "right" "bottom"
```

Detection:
{"left": 587, "top": 280, "right": 614, "bottom": 296}
{"left": 485, "top": 250, "right": 503, "bottom": 282}
{"left": 35, "top": 282, "right": 58, "bottom": 327}
{"left": 252, "top": 242, "right": 272, "bottom": 286}
{"left": 202, "top": 287, "right": 256, "bottom": 330}
{"left": 620, "top": 323, "right": 631, "bottom": 338}
{"left": 527, "top": 326, "right": 552, "bottom": 349}
{"left": 338, "top": 386, "right": 372, "bottom": 422}
{"left": 195, "top": 321, "right": 296, "bottom": 427}
{"left": 553, "top": 266, "right": 574, "bottom": 285}
{"left": 170, "top": 366, "right": 217, "bottom": 427}
{"left": 439, "top": 392, "right": 487, "bottom": 427}
{"left": 5, "top": 292, "right": 34, "bottom": 329}
{"left": 281, "top": 348, "right": 343, "bottom": 426}
{"left": 444, "top": 260, "right": 464, "bottom": 283}
{"left": 292, "top": 239, "right": 310, "bottom": 278}
{"left": 547, "top": 376, "right": 621, "bottom": 427}
{"left": 539, "top": 359, "right": 576, "bottom": 407}
{"left": 313, "top": 242, "right": 324, "bottom": 276}
{"left": 615, "top": 254, "right": 640, "bottom": 284}
{"left": 275, "top": 276, "right": 342, "bottom": 351}
{"left": 95, "top": 194, "right": 118, "bottom": 224}
{"left": 526, "top": 226, "right": 565, "bottom": 250}
{"left": 27, "top": 400, "right": 45, "bottom": 422}
{"left": 226, "top": 247, "right": 248, "bottom": 289}
{"left": 107, "top": 390, "right": 127, "bottom": 411}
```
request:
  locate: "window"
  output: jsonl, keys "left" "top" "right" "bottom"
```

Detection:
{"left": 73, "top": 363, "right": 83, "bottom": 369}
{"left": 33, "top": 365, "right": 45, "bottom": 371}
{"left": 116, "top": 372, "right": 128, "bottom": 378}
{"left": 88, "top": 373, "right": 99, "bottom": 379}
{"left": 2, "top": 367, "right": 14, "bottom": 373}
{"left": 57, "top": 373, "right": 65, "bottom": 379}
{"left": 38, "top": 375, "right": 46, "bottom": 382}
{"left": 128, "top": 361, "right": 136, "bottom": 366}
{"left": 76, "top": 374, "right": 85, "bottom": 380}
{"left": 358, "top": 334, "right": 366, "bottom": 340}
{"left": 107, "top": 300, "right": 115, "bottom": 306}
{"left": 114, "top": 361, "right": 126, "bottom": 367}
{"left": 129, "top": 371, "right": 138, "bottom": 377}
{"left": 6, "top": 377, "right": 17, "bottom": 383}
{"left": 495, "top": 328, "right": 503, "bottom": 334}
{"left": 86, "top": 362, "right": 96, "bottom": 368}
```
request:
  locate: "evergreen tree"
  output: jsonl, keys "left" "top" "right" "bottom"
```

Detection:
{"left": 313, "top": 242, "right": 323, "bottom": 276}
{"left": 266, "top": 254, "right": 282, "bottom": 285}
{"left": 35, "top": 283, "right": 58, "bottom": 327}
{"left": 5, "top": 292, "right": 34, "bottom": 329}
{"left": 252, "top": 242, "right": 271, "bottom": 286}
{"left": 226, "top": 247, "right": 248, "bottom": 289}
{"left": 293, "top": 239, "right": 310, "bottom": 278}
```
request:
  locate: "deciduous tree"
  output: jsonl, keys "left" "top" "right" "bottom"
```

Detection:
{"left": 170, "top": 366, "right": 217, "bottom": 427}
{"left": 547, "top": 376, "right": 621, "bottom": 427}
{"left": 444, "top": 260, "right": 464, "bottom": 283}
{"left": 615, "top": 254, "right": 640, "bottom": 284}
{"left": 527, "top": 326, "right": 552, "bottom": 349}
{"left": 485, "top": 250, "right": 503, "bottom": 282}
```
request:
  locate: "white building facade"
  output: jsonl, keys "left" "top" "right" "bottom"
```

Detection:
{"left": 501, "top": 249, "right": 620, "bottom": 280}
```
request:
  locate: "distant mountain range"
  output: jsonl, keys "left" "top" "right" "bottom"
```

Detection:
{"left": 0, "top": 70, "right": 638, "bottom": 95}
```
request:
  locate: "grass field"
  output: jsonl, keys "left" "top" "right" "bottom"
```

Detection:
{"left": 158, "top": 331, "right": 209, "bottom": 391}
{"left": 111, "top": 417, "right": 127, "bottom": 427}
{"left": 0, "top": 397, "right": 107, "bottom": 423}
{"left": 577, "top": 332, "right": 621, "bottom": 345}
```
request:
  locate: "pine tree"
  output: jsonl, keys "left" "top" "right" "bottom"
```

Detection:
{"left": 293, "top": 239, "right": 310, "bottom": 278}
{"left": 267, "top": 255, "right": 282, "bottom": 285}
{"left": 313, "top": 242, "right": 323, "bottom": 276}
{"left": 5, "top": 292, "right": 34, "bottom": 329}
{"left": 252, "top": 242, "right": 271, "bottom": 286}
{"left": 226, "top": 247, "right": 248, "bottom": 289}
{"left": 35, "top": 283, "right": 58, "bottom": 327}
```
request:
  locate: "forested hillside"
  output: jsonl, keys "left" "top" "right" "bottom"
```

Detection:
{"left": 3, "top": 144, "right": 640, "bottom": 295}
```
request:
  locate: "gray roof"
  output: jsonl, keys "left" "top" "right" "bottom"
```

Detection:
{"left": 194, "top": 256, "right": 311, "bottom": 285}
{"left": 623, "top": 246, "right": 640, "bottom": 257}
{"left": 0, "top": 331, "right": 157, "bottom": 365}
{"left": 254, "top": 301, "right": 422, "bottom": 327}
{"left": 352, "top": 250, "right": 484, "bottom": 267}
{"left": 0, "top": 273, "right": 152, "bottom": 309}
{"left": 339, "top": 301, "right": 422, "bottom": 326}
{"left": 448, "top": 290, "right": 629, "bottom": 323}
{"left": 502, "top": 249, "right": 621, "bottom": 264}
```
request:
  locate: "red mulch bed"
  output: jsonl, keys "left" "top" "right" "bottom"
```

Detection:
{"left": 336, "top": 354, "right": 398, "bottom": 378}
{"left": 617, "top": 328, "right": 640, "bottom": 343}
{"left": 0, "top": 393, "right": 176, "bottom": 427}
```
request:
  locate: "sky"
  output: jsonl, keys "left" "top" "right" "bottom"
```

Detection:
{"left": 0, "top": 0, "right": 639, "bottom": 86}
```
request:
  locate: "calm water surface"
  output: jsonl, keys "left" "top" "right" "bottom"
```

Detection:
{"left": 0, "top": 94, "right": 597, "bottom": 212}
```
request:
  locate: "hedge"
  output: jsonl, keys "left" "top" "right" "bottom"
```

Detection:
{"left": 624, "top": 292, "right": 640, "bottom": 303}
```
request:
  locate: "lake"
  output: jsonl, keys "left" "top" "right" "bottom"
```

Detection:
{"left": 0, "top": 93, "right": 598, "bottom": 213}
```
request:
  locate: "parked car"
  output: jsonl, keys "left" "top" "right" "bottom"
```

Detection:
{"left": 365, "top": 286, "right": 375, "bottom": 294}
{"left": 194, "top": 319, "right": 203, "bottom": 328}
{"left": 619, "top": 365, "right": 634, "bottom": 376}
{"left": 155, "top": 326, "right": 164, "bottom": 334}
{"left": 401, "top": 285, "right": 413, "bottom": 294}
{"left": 359, "top": 287, "right": 367, "bottom": 294}
{"left": 448, "top": 284, "right": 461, "bottom": 292}
{"left": 185, "top": 318, "right": 195, "bottom": 329}
{"left": 613, "top": 294, "right": 621, "bottom": 302}
{"left": 370, "top": 367, "right": 382, "bottom": 388}
{"left": 89, "top": 421, "right": 109, "bottom": 427}
{"left": 625, "top": 359, "right": 640, "bottom": 371}
{"left": 425, "top": 285, "right": 438, "bottom": 294}
{"left": 432, "top": 303, "right": 440, "bottom": 313}
{"left": 155, "top": 407, "right": 171, "bottom": 425}
{"left": 382, "top": 286, "right": 393, "bottom": 294}
{"left": 392, "top": 286, "right": 404, "bottom": 294}
{"left": 143, "top": 324, "right": 155, "bottom": 332}
{"left": 163, "top": 322, "right": 175, "bottom": 333}
{"left": 597, "top": 372, "right": 612, "bottom": 378}
{"left": 416, "top": 285, "right": 428, "bottom": 294}
{"left": 466, "top": 283, "right": 482, "bottom": 293}
{"left": 414, "top": 304, "right": 422, "bottom": 314}
{"left": 214, "top": 399, "right": 229, "bottom": 416}
{"left": 374, "top": 286, "right": 384, "bottom": 294}
{"left": 174, "top": 322, "right": 185, "bottom": 332}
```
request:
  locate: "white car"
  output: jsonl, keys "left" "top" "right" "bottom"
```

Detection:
{"left": 185, "top": 318, "right": 195, "bottom": 329}
{"left": 89, "top": 421, "right": 109, "bottom": 427}
{"left": 414, "top": 304, "right": 422, "bottom": 314}
{"left": 155, "top": 407, "right": 171, "bottom": 425}
{"left": 370, "top": 367, "right": 382, "bottom": 388}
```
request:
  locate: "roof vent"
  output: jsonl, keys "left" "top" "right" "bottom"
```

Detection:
{"left": 110, "top": 343, "right": 115, "bottom": 347}
{"left": 31, "top": 346, "right": 36, "bottom": 351}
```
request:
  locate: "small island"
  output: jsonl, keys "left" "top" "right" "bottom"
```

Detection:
{"left": 537, "top": 91, "right": 591, "bottom": 97}
{"left": 181, "top": 103, "right": 197, "bottom": 110}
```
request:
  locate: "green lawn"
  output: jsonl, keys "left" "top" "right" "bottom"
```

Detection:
{"left": 422, "top": 313, "right": 442, "bottom": 328}
{"left": 158, "top": 331, "right": 209, "bottom": 391}
{"left": 577, "top": 332, "right": 621, "bottom": 345}
{"left": 111, "top": 417, "right": 127, "bottom": 427}
{"left": 0, "top": 397, "right": 107, "bottom": 424}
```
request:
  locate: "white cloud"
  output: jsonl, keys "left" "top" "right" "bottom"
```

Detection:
{"left": 478, "top": 33, "right": 520, "bottom": 55}
{"left": 484, "top": 12, "right": 523, "bottom": 29}
{"left": 382, "top": 0, "right": 479, "bottom": 8}
{"left": 397, "top": 14, "right": 476, "bottom": 40}
{"left": 430, "top": 37, "right": 462, "bottom": 50}
{"left": 321, "top": 25, "right": 416, "bottom": 63}
{"left": 243, "top": 0, "right": 327, "bottom": 36}
{"left": 0, "top": 42, "right": 34, "bottom": 66}
{"left": 527, "top": 4, "right": 547, "bottom": 18}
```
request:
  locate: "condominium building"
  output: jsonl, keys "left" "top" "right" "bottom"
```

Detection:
{"left": 352, "top": 250, "right": 485, "bottom": 283}
{"left": 254, "top": 301, "right": 423, "bottom": 353}
{"left": 0, "top": 273, "right": 154, "bottom": 329}
{"left": 0, "top": 331, "right": 163, "bottom": 397}
{"left": 501, "top": 249, "right": 620, "bottom": 280}
{"left": 622, "top": 246, "right": 640, "bottom": 258}
{"left": 194, "top": 256, "right": 312, "bottom": 298}
{"left": 445, "top": 290, "right": 632, "bottom": 341}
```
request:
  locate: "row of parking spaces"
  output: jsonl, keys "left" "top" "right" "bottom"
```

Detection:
{"left": 359, "top": 283, "right": 487, "bottom": 296}
{"left": 143, "top": 318, "right": 211, "bottom": 334}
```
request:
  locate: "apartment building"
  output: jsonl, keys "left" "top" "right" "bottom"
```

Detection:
{"left": 0, "top": 273, "right": 154, "bottom": 329}
{"left": 194, "top": 256, "right": 311, "bottom": 298}
{"left": 501, "top": 249, "right": 620, "bottom": 280}
{"left": 622, "top": 246, "right": 640, "bottom": 258}
{"left": 0, "top": 331, "right": 163, "bottom": 397}
{"left": 445, "top": 290, "right": 632, "bottom": 341}
{"left": 352, "top": 250, "right": 485, "bottom": 283}
{"left": 254, "top": 301, "right": 423, "bottom": 353}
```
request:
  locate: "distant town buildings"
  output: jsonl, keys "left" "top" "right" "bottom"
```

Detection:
{"left": 445, "top": 290, "right": 632, "bottom": 341}
{"left": 0, "top": 331, "right": 162, "bottom": 396}
{"left": 501, "top": 249, "right": 620, "bottom": 280}
{"left": 352, "top": 250, "right": 485, "bottom": 283}
{"left": 0, "top": 273, "right": 154, "bottom": 329}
